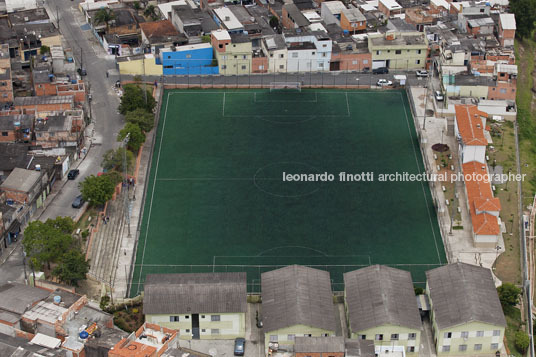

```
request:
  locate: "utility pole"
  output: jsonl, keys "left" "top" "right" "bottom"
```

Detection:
{"left": 123, "top": 133, "right": 131, "bottom": 238}
{"left": 55, "top": 3, "right": 60, "bottom": 32}
{"left": 143, "top": 55, "right": 147, "bottom": 105}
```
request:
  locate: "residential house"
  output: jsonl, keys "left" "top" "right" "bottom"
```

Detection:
{"left": 295, "top": 336, "right": 345, "bottom": 357}
{"left": 0, "top": 115, "right": 33, "bottom": 143}
{"left": 50, "top": 45, "right": 76, "bottom": 77}
{"left": 139, "top": 20, "right": 187, "bottom": 55}
{"left": 368, "top": 31, "right": 428, "bottom": 70}
{"left": 426, "top": 263, "right": 506, "bottom": 355}
{"left": 284, "top": 31, "right": 332, "bottom": 72}
{"left": 378, "top": 0, "right": 403, "bottom": 17}
{"left": 211, "top": 30, "right": 252, "bottom": 75}
{"left": 104, "top": 8, "right": 143, "bottom": 52}
{"left": 0, "top": 44, "right": 12, "bottom": 104}
{"left": 456, "top": 2, "right": 491, "bottom": 33}
{"left": 405, "top": 8, "right": 435, "bottom": 32}
{"left": 282, "top": 4, "right": 310, "bottom": 30}
{"left": 328, "top": 27, "right": 371, "bottom": 71}
{"left": 143, "top": 272, "right": 247, "bottom": 340}
{"left": 444, "top": 75, "right": 493, "bottom": 99}
{"left": 0, "top": 167, "right": 45, "bottom": 206}
{"left": 117, "top": 54, "right": 164, "bottom": 76}
{"left": 158, "top": 0, "right": 195, "bottom": 21}
{"left": 5, "top": 0, "right": 38, "bottom": 13}
{"left": 0, "top": 283, "right": 49, "bottom": 337}
{"left": 454, "top": 104, "right": 488, "bottom": 164}
{"left": 488, "top": 63, "right": 517, "bottom": 101}
{"left": 0, "top": 332, "right": 67, "bottom": 356}
{"left": 14, "top": 95, "right": 74, "bottom": 114}
{"left": 340, "top": 8, "right": 367, "bottom": 33}
{"left": 109, "top": 323, "right": 177, "bottom": 357}
{"left": 262, "top": 35, "right": 288, "bottom": 73}
{"left": 261, "top": 265, "right": 337, "bottom": 354}
{"left": 34, "top": 111, "right": 84, "bottom": 149}
{"left": 498, "top": 14, "right": 515, "bottom": 48}
{"left": 172, "top": 5, "right": 218, "bottom": 44}
{"left": 213, "top": 7, "right": 244, "bottom": 34}
{"left": 466, "top": 17, "right": 494, "bottom": 36}
{"left": 321, "top": 1, "right": 347, "bottom": 25}
{"left": 344, "top": 265, "right": 422, "bottom": 354}
{"left": 160, "top": 43, "right": 219, "bottom": 75}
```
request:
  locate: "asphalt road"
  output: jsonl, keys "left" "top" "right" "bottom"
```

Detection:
{"left": 39, "top": 0, "right": 124, "bottom": 222}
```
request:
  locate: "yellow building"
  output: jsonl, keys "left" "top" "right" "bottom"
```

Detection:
{"left": 143, "top": 272, "right": 247, "bottom": 340}
{"left": 211, "top": 29, "right": 252, "bottom": 76}
{"left": 261, "top": 265, "right": 338, "bottom": 354}
{"left": 344, "top": 265, "right": 422, "bottom": 355}
{"left": 368, "top": 31, "right": 428, "bottom": 70}
{"left": 117, "top": 54, "right": 163, "bottom": 76}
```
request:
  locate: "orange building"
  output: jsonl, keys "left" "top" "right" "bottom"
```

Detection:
{"left": 109, "top": 323, "right": 177, "bottom": 357}
{"left": 340, "top": 8, "right": 366, "bottom": 33}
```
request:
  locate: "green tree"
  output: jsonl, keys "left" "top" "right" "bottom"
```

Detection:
{"left": 269, "top": 15, "right": 279, "bottom": 29}
{"left": 510, "top": 0, "right": 536, "bottom": 38}
{"left": 515, "top": 330, "right": 530, "bottom": 353}
{"left": 79, "top": 174, "right": 117, "bottom": 206}
{"left": 93, "top": 8, "right": 115, "bottom": 30}
{"left": 52, "top": 250, "right": 90, "bottom": 286}
{"left": 39, "top": 45, "right": 50, "bottom": 55}
{"left": 118, "top": 123, "right": 146, "bottom": 152}
{"left": 125, "top": 107, "right": 155, "bottom": 132}
{"left": 102, "top": 147, "right": 135, "bottom": 172}
{"left": 497, "top": 282, "right": 522, "bottom": 308}
{"left": 144, "top": 4, "right": 158, "bottom": 20}
{"left": 23, "top": 218, "right": 74, "bottom": 270}
{"left": 118, "top": 84, "right": 156, "bottom": 115}
{"left": 133, "top": 1, "right": 141, "bottom": 12}
{"left": 202, "top": 35, "right": 211, "bottom": 43}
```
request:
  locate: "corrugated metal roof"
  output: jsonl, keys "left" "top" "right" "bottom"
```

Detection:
{"left": 143, "top": 273, "right": 247, "bottom": 314}
{"left": 344, "top": 265, "right": 422, "bottom": 332}
{"left": 426, "top": 262, "right": 506, "bottom": 330}
{"left": 261, "top": 265, "right": 337, "bottom": 332}
{"left": 0, "top": 283, "right": 50, "bottom": 315}
{"left": 14, "top": 95, "right": 74, "bottom": 106}
{"left": 295, "top": 336, "right": 345, "bottom": 352}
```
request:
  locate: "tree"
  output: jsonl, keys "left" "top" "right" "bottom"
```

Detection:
{"left": 93, "top": 8, "right": 115, "bottom": 30}
{"left": 202, "top": 35, "right": 211, "bottom": 43}
{"left": 79, "top": 174, "right": 118, "bottom": 206}
{"left": 23, "top": 218, "right": 74, "bottom": 270}
{"left": 515, "top": 331, "right": 530, "bottom": 353}
{"left": 118, "top": 84, "right": 156, "bottom": 115}
{"left": 144, "top": 4, "right": 158, "bottom": 20}
{"left": 125, "top": 107, "right": 155, "bottom": 132}
{"left": 269, "top": 16, "right": 279, "bottom": 29}
{"left": 133, "top": 1, "right": 141, "bottom": 12}
{"left": 497, "top": 282, "right": 522, "bottom": 308}
{"left": 52, "top": 250, "right": 90, "bottom": 286}
{"left": 510, "top": 0, "right": 536, "bottom": 38}
{"left": 118, "top": 123, "right": 146, "bottom": 152}
{"left": 102, "top": 147, "right": 135, "bottom": 172}
{"left": 40, "top": 45, "right": 50, "bottom": 55}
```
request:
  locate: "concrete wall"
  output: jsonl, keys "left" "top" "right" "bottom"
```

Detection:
{"left": 351, "top": 324, "right": 421, "bottom": 354}
{"left": 264, "top": 325, "right": 335, "bottom": 353}
{"left": 162, "top": 46, "right": 219, "bottom": 75}
{"left": 118, "top": 56, "right": 163, "bottom": 76}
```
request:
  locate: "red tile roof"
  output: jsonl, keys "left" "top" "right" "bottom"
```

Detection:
{"left": 455, "top": 105, "right": 489, "bottom": 146}
{"left": 139, "top": 20, "right": 179, "bottom": 39}
{"left": 462, "top": 161, "right": 501, "bottom": 236}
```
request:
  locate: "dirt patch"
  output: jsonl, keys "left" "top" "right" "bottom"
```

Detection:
{"left": 77, "top": 278, "right": 103, "bottom": 301}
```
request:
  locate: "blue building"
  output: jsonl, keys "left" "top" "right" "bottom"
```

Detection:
{"left": 160, "top": 43, "right": 219, "bottom": 75}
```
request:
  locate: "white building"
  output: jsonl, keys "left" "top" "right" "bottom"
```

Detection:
{"left": 284, "top": 32, "right": 332, "bottom": 72}
{"left": 454, "top": 105, "right": 489, "bottom": 164}
{"left": 213, "top": 7, "right": 244, "bottom": 34}
{"left": 262, "top": 35, "right": 288, "bottom": 73}
{"left": 5, "top": 0, "right": 38, "bottom": 13}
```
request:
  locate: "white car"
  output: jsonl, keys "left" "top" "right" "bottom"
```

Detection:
{"left": 377, "top": 79, "right": 392, "bottom": 87}
{"left": 416, "top": 70, "right": 428, "bottom": 77}
{"left": 434, "top": 90, "right": 444, "bottom": 101}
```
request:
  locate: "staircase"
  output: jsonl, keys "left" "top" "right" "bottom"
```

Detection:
{"left": 88, "top": 191, "right": 127, "bottom": 286}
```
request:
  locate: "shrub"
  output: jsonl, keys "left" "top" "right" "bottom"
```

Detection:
{"left": 515, "top": 330, "right": 529, "bottom": 353}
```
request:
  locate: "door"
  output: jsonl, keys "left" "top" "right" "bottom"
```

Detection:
{"left": 330, "top": 61, "right": 340, "bottom": 71}
{"left": 192, "top": 314, "right": 200, "bottom": 339}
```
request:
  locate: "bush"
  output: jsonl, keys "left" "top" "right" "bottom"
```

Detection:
{"left": 81, "top": 229, "right": 89, "bottom": 239}
{"left": 498, "top": 283, "right": 522, "bottom": 309}
{"left": 100, "top": 295, "right": 110, "bottom": 310}
{"left": 515, "top": 330, "right": 529, "bottom": 353}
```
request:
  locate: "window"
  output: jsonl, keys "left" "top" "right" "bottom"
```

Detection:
{"left": 211, "top": 315, "right": 220, "bottom": 321}
{"left": 480, "top": 8, "right": 484, "bottom": 12}
{"left": 167, "top": 56, "right": 171, "bottom": 59}
{"left": 499, "top": 88, "right": 507, "bottom": 93}
{"left": 491, "top": 343, "right": 499, "bottom": 350}
{"left": 395, "top": 50, "right": 401, "bottom": 54}
{"left": 292, "top": 53, "right": 298, "bottom": 58}
{"left": 493, "top": 330, "right": 501, "bottom": 336}
{"left": 221, "top": 65, "right": 227, "bottom": 69}
{"left": 185, "top": 315, "right": 189, "bottom": 319}
{"left": 211, "top": 329, "right": 219, "bottom": 335}
{"left": 304, "top": 334, "right": 312, "bottom": 337}
{"left": 186, "top": 54, "right": 192, "bottom": 59}
{"left": 219, "top": 44, "right": 223, "bottom": 48}
{"left": 279, "top": 54, "right": 284, "bottom": 58}
{"left": 318, "top": 62, "right": 324, "bottom": 68}
{"left": 359, "top": 335, "right": 366, "bottom": 340}
{"left": 415, "top": 60, "right": 421, "bottom": 64}
{"left": 444, "top": 332, "right": 452, "bottom": 338}
{"left": 363, "top": 60, "right": 368, "bottom": 64}
{"left": 233, "top": 44, "right": 236, "bottom": 47}
{"left": 322, "top": 52, "right": 327, "bottom": 57}
{"left": 241, "top": 65, "right": 246, "bottom": 70}
{"left": 476, "top": 331, "right": 484, "bottom": 337}
{"left": 407, "top": 346, "right": 415, "bottom": 353}
{"left": 376, "top": 50, "right": 381, "bottom": 55}
{"left": 417, "top": 49, "right": 422, "bottom": 54}
{"left": 164, "top": 65, "right": 173, "bottom": 69}
{"left": 391, "top": 334, "right": 399, "bottom": 340}
{"left": 461, "top": 331, "right": 469, "bottom": 339}
{"left": 169, "top": 316, "right": 179, "bottom": 322}
{"left": 474, "top": 344, "right": 482, "bottom": 350}
{"left": 442, "top": 346, "right": 450, "bottom": 352}
{"left": 312, "top": 52, "right": 315, "bottom": 55}
{"left": 222, "top": 55, "right": 227, "bottom": 60}
{"left": 279, "top": 65, "right": 284, "bottom": 69}
{"left": 201, "top": 315, "right": 205, "bottom": 318}
{"left": 322, "top": 333, "right": 329, "bottom": 337}
{"left": 459, "top": 345, "right": 467, "bottom": 352}
{"left": 270, "top": 53, "right": 273, "bottom": 57}
{"left": 201, "top": 329, "right": 206, "bottom": 332}
{"left": 375, "top": 334, "right": 383, "bottom": 341}
{"left": 259, "top": 65, "right": 264, "bottom": 70}
{"left": 234, "top": 55, "right": 237, "bottom": 59}
{"left": 1, "top": 132, "right": 7, "bottom": 136}
{"left": 270, "top": 335, "right": 278, "bottom": 342}
{"left": 322, "top": 44, "right": 327, "bottom": 47}
{"left": 287, "top": 334, "right": 295, "bottom": 341}
{"left": 408, "top": 333, "right": 416, "bottom": 340}
{"left": 352, "top": 60, "right": 358, "bottom": 65}
{"left": 185, "top": 329, "right": 190, "bottom": 333}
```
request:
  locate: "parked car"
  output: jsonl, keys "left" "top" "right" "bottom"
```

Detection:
{"left": 72, "top": 195, "right": 84, "bottom": 208}
{"left": 234, "top": 338, "right": 245, "bottom": 356}
{"left": 67, "top": 169, "right": 80, "bottom": 180}
{"left": 77, "top": 68, "right": 87, "bottom": 76}
{"left": 377, "top": 79, "right": 393, "bottom": 87}
{"left": 416, "top": 70, "right": 428, "bottom": 77}
{"left": 434, "top": 90, "right": 444, "bottom": 101}
{"left": 372, "top": 67, "right": 389, "bottom": 74}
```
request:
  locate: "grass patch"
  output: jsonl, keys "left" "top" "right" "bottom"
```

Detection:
{"left": 113, "top": 305, "right": 145, "bottom": 333}
{"left": 504, "top": 305, "right": 524, "bottom": 357}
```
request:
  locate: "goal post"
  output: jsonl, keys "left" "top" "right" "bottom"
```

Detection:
{"left": 269, "top": 82, "right": 302, "bottom": 92}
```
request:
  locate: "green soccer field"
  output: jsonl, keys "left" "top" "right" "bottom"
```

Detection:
{"left": 130, "top": 89, "right": 446, "bottom": 296}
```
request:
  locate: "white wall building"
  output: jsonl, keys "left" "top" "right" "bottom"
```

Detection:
{"left": 284, "top": 32, "right": 332, "bottom": 72}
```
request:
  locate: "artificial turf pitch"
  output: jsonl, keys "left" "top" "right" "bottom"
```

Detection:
{"left": 130, "top": 89, "right": 446, "bottom": 296}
